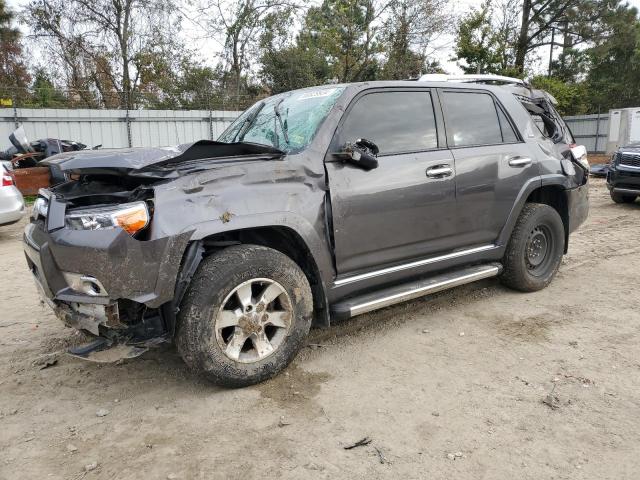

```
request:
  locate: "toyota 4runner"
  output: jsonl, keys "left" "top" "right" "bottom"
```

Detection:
{"left": 24, "top": 77, "right": 589, "bottom": 386}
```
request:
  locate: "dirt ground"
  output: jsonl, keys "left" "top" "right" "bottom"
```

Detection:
{"left": 1, "top": 178, "right": 639, "bottom": 480}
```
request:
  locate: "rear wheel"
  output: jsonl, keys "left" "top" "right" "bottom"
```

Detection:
{"left": 610, "top": 191, "right": 637, "bottom": 204}
{"left": 176, "top": 245, "right": 313, "bottom": 387}
{"left": 500, "top": 203, "right": 565, "bottom": 292}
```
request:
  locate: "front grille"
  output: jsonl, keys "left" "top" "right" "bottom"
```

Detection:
{"left": 619, "top": 152, "right": 640, "bottom": 167}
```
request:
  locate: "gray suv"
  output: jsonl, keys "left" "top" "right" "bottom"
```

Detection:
{"left": 23, "top": 78, "right": 589, "bottom": 386}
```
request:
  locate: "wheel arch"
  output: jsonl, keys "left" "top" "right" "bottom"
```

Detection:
{"left": 498, "top": 177, "right": 571, "bottom": 254}
{"left": 187, "top": 225, "right": 331, "bottom": 328}
{"left": 525, "top": 185, "right": 569, "bottom": 253}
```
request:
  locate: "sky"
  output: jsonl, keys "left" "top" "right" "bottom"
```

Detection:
{"left": 7, "top": 0, "right": 640, "bottom": 77}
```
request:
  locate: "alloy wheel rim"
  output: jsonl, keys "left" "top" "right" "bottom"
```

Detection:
{"left": 214, "top": 278, "right": 292, "bottom": 363}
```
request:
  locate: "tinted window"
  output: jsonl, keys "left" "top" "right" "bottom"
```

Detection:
{"left": 339, "top": 91, "right": 438, "bottom": 154}
{"left": 497, "top": 107, "right": 519, "bottom": 142}
{"left": 443, "top": 92, "right": 502, "bottom": 147}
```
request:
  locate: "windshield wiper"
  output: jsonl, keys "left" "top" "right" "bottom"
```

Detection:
{"left": 236, "top": 101, "right": 265, "bottom": 142}
{"left": 274, "top": 98, "right": 289, "bottom": 147}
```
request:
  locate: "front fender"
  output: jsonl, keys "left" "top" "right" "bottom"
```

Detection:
{"left": 186, "top": 211, "right": 335, "bottom": 284}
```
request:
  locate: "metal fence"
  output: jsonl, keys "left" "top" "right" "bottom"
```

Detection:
{"left": 564, "top": 113, "right": 609, "bottom": 153}
{"left": 0, "top": 108, "right": 242, "bottom": 149}
{"left": 0, "top": 103, "right": 615, "bottom": 154}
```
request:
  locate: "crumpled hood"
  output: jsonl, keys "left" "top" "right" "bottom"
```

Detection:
{"left": 42, "top": 140, "right": 284, "bottom": 174}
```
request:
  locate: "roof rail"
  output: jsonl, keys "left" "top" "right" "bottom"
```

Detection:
{"left": 418, "top": 73, "right": 528, "bottom": 86}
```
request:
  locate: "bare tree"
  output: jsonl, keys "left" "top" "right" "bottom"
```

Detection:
{"left": 190, "top": 0, "right": 300, "bottom": 94}
{"left": 24, "top": 0, "right": 178, "bottom": 108}
{"left": 381, "top": 0, "right": 454, "bottom": 78}
{"left": 514, "top": 0, "right": 614, "bottom": 73}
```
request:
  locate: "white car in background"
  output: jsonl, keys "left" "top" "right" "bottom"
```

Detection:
{"left": 0, "top": 161, "right": 25, "bottom": 226}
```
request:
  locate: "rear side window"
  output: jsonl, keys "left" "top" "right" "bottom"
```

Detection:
{"left": 442, "top": 92, "right": 504, "bottom": 147}
{"left": 338, "top": 91, "right": 438, "bottom": 154}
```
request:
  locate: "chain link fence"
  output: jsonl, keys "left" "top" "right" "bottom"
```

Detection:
{"left": 0, "top": 85, "right": 260, "bottom": 112}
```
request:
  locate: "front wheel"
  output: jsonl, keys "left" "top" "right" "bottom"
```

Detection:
{"left": 610, "top": 191, "right": 637, "bottom": 204}
{"left": 500, "top": 203, "right": 565, "bottom": 292}
{"left": 176, "top": 245, "right": 313, "bottom": 387}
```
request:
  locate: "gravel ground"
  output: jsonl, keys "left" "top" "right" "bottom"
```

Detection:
{"left": 1, "top": 178, "right": 639, "bottom": 480}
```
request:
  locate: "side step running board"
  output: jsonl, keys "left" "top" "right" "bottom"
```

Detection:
{"left": 331, "top": 263, "right": 502, "bottom": 319}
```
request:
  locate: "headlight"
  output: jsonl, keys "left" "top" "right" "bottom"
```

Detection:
{"left": 611, "top": 152, "right": 620, "bottom": 165}
{"left": 570, "top": 144, "right": 589, "bottom": 171}
{"left": 65, "top": 201, "right": 150, "bottom": 235}
{"left": 32, "top": 197, "right": 48, "bottom": 220}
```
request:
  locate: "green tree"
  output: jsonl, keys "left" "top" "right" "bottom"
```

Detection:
{"left": 258, "top": 10, "right": 330, "bottom": 93}
{"left": 29, "top": 69, "right": 67, "bottom": 107}
{"left": 303, "top": 0, "right": 382, "bottom": 83}
{"left": 380, "top": 0, "right": 452, "bottom": 79}
{"left": 585, "top": 4, "right": 640, "bottom": 110}
{"left": 530, "top": 75, "right": 589, "bottom": 116}
{"left": 514, "top": 0, "right": 618, "bottom": 74}
{"left": 0, "top": 0, "right": 30, "bottom": 100}
{"left": 454, "top": 0, "right": 520, "bottom": 76}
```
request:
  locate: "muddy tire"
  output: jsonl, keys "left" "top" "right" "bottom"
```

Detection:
{"left": 610, "top": 191, "right": 637, "bottom": 204}
{"left": 176, "top": 245, "right": 313, "bottom": 387}
{"left": 500, "top": 203, "right": 565, "bottom": 292}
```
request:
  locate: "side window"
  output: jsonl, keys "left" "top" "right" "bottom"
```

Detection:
{"left": 442, "top": 92, "right": 503, "bottom": 147}
{"left": 497, "top": 107, "right": 519, "bottom": 143}
{"left": 338, "top": 91, "right": 438, "bottom": 155}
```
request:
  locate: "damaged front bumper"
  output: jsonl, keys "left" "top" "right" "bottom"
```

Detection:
{"left": 23, "top": 210, "right": 191, "bottom": 346}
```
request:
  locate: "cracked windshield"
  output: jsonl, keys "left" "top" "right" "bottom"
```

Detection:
{"left": 219, "top": 86, "right": 345, "bottom": 153}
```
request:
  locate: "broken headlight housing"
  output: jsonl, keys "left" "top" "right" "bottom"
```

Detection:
{"left": 65, "top": 201, "right": 150, "bottom": 235}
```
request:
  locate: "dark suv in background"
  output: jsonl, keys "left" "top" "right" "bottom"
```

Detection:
{"left": 23, "top": 76, "right": 589, "bottom": 386}
{"left": 607, "top": 144, "right": 640, "bottom": 203}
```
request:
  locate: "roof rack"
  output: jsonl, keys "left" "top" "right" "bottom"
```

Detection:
{"left": 418, "top": 73, "right": 528, "bottom": 86}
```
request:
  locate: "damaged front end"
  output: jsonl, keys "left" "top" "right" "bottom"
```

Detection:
{"left": 24, "top": 140, "right": 282, "bottom": 361}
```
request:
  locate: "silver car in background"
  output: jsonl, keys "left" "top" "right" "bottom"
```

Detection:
{"left": 0, "top": 161, "right": 25, "bottom": 226}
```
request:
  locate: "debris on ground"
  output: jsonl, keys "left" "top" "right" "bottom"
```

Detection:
{"left": 32, "top": 353, "right": 58, "bottom": 369}
{"left": 278, "top": 416, "right": 291, "bottom": 427}
{"left": 446, "top": 451, "right": 464, "bottom": 460}
{"left": 95, "top": 409, "right": 110, "bottom": 417}
{"left": 542, "top": 385, "right": 561, "bottom": 410}
{"left": 344, "top": 437, "right": 372, "bottom": 450}
{"left": 374, "top": 446, "right": 390, "bottom": 464}
{"left": 305, "top": 343, "right": 329, "bottom": 349}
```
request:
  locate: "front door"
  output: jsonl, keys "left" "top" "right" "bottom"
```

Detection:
{"left": 325, "top": 89, "right": 458, "bottom": 275}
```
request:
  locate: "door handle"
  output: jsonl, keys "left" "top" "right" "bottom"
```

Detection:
{"left": 508, "top": 156, "right": 533, "bottom": 167}
{"left": 426, "top": 165, "right": 453, "bottom": 178}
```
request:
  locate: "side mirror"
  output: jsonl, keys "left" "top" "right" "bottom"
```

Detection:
{"left": 334, "top": 138, "right": 379, "bottom": 170}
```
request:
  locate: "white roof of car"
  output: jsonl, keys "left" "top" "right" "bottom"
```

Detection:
{"left": 418, "top": 74, "right": 559, "bottom": 105}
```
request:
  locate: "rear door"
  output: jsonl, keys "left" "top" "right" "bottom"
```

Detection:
{"left": 440, "top": 89, "right": 539, "bottom": 246}
{"left": 325, "top": 88, "right": 457, "bottom": 275}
